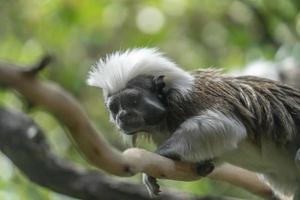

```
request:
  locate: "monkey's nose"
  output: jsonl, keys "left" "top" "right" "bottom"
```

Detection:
{"left": 118, "top": 111, "right": 136, "bottom": 121}
{"left": 117, "top": 111, "right": 144, "bottom": 134}
{"left": 118, "top": 111, "right": 140, "bottom": 126}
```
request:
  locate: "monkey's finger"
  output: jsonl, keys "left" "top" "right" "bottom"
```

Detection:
{"left": 144, "top": 178, "right": 159, "bottom": 197}
{"left": 144, "top": 175, "right": 160, "bottom": 196}
{"left": 142, "top": 173, "right": 161, "bottom": 197}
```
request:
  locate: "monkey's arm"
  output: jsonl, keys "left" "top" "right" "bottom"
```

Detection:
{"left": 156, "top": 110, "right": 247, "bottom": 162}
{"left": 143, "top": 110, "right": 248, "bottom": 196}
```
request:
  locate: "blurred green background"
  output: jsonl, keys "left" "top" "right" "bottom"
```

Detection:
{"left": 0, "top": 0, "right": 300, "bottom": 199}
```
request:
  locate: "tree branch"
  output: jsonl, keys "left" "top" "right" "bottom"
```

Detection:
{"left": 0, "top": 57, "right": 274, "bottom": 199}
{"left": 22, "top": 55, "right": 52, "bottom": 76}
{"left": 0, "top": 108, "right": 225, "bottom": 200}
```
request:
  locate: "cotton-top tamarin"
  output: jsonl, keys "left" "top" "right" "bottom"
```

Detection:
{"left": 87, "top": 48, "right": 300, "bottom": 199}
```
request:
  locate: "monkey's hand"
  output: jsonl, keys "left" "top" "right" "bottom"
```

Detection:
{"left": 142, "top": 149, "right": 182, "bottom": 197}
{"left": 156, "top": 143, "right": 215, "bottom": 177}
{"left": 142, "top": 147, "right": 215, "bottom": 197}
{"left": 142, "top": 173, "right": 161, "bottom": 197}
{"left": 142, "top": 148, "right": 184, "bottom": 197}
{"left": 195, "top": 160, "right": 215, "bottom": 176}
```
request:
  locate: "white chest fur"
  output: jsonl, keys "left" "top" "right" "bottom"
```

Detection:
{"left": 220, "top": 137, "right": 300, "bottom": 196}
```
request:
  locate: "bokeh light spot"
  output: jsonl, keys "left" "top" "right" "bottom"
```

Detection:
{"left": 136, "top": 6, "right": 165, "bottom": 34}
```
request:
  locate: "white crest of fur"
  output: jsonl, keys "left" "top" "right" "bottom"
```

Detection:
{"left": 87, "top": 48, "right": 194, "bottom": 98}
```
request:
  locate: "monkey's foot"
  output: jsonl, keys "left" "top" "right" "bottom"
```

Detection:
{"left": 196, "top": 160, "right": 214, "bottom": 176}
{"left": 142, "top": 173, "right": 161, "bottom": 197}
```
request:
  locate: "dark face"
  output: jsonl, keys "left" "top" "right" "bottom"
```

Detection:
{"left": 106, "top": 75, "right": 167, "bottom": 135}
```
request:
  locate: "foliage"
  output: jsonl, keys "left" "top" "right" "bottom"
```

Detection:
{"left": 0, "top": 0, "right": 299, "bottom": 199}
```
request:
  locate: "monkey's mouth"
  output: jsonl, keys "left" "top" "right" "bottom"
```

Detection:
{"left": 123, "top": 130, "right": 139, "bottom": 135}
{"left": 119, "top": 127, "right": 142, "bottom": 135}
{"left": 121, "top": 127, "right": 147, "bottom": 135}
{"left": 118, "top": 120, "right": 145, "bottom": 135}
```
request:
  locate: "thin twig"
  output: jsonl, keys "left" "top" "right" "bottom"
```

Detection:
{"left": 22, "top": 55, "right": 52, "bottom": 76}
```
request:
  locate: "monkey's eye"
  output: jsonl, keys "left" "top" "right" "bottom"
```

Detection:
{"left": 108, "top": 102, "right": 119, "bottom": 114}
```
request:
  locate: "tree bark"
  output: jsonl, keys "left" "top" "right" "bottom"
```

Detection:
{"left": 0, "top": 108, "right": 227, "bottom": 200}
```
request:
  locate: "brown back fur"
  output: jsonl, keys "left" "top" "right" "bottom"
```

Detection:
{"left": 165, "top": 69, "right": 300, "bottom": 145}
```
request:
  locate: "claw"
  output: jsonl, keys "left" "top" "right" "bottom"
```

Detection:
{"left": 142, "top": 173, "right": 161, "bottom": 197}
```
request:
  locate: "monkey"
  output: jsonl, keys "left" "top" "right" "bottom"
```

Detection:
{"left": 87, "top": 48, "right": 300, "bottom": 199}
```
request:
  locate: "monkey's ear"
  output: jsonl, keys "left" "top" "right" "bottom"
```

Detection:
{"left": 153, "top": 75, "right": 166, "bottom": 94}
